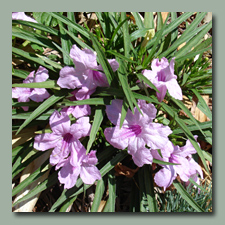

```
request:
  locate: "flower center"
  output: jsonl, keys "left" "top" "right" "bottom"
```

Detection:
{"left": 61, "top": 133, "right": 73, "bottom": 152}
{"left": 122, "top": 125, "right": 142, "bottom": 139}
{"left": 157, "top": 70, "right": 166, "bottom": 82}
{"left": 169, "top": 154, "right": 179, "bottom": 164}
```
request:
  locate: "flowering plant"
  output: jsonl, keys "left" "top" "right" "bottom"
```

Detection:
{"left": 12, "top": 12, "right": 212, "bottom": 212}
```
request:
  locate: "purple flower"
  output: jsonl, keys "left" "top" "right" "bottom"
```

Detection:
{"left": 12, "top": 12, "right": 37, "bottom": 23}
{"left": 142, "top": 57, "right": 182, "bottom": 102}
{"left": 60, "top": 90, "right": 91, "bottom": 119}
{"left": 34, "top": 111, "right": 91, "bottom": 166}
{"left": 56, "top": 143, "right": 101, "bottom": 189}
{"left": 57, "top": 45, "right": 119, "bottom": 100}
{"left": 104, "top": 99, "right": 172, "bottom": 167}
{"left": 152, "top": 137, "right": 203, "bottom": 191}
{"left": 12, "top": 66, "right": 50, "bottom": 111}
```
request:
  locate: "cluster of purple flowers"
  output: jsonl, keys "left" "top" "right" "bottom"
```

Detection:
{"left": 12, "top": 24, "right": 203, "bottom": 190}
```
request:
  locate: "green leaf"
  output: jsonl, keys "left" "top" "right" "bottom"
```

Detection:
{"left": 173, "top": 180, "right": 204, "bottom": 212}
{"left": 106, "top": 50, "right": 137, "bottom": 63}
{"left": 117, "top": 59, "right": 134, "bottom": 113}
{"left": 174, "top": 20, "right": 212, "bottom": 58}
{"left": 143, "top": 13, "right": 170, "bottom": 67}
{"left": 144, "top": 12, "right": 154, "bottom": 29}
{"left": 47, "top": 12, "right": 89, "bottom": 38}
{"left": 121, "top": 12, "right": 131, "bottom": 58}
{"left": 12, "top": 150, "right": 44, "bottom": 179}
{"left": 156, "top": 12, "right": 163, "bottom": 31}
{"left": 58, "top": 97, "right": 111, "bottom": 107}
{"left": 35, "top": 54, "right": 63, "bottom": 69}
{"left": 131, "top": 12, "right": 144, "bottom": 29}
{"left": 176, "top": 46, "right": 212, "bottom": 63}
{"left": 12, "top": 80, "right": 59, "bottom": 89}
{"left": 153, "top": 159, "right": 180, "bottom": 166}
{"left": 172, "top": 121, "right": 212, "bottom": 134}
{"left": 12, "top": 171, "right": 58, "bottom": 207}
{"left": 191, "top": 89, "right": 212, "bottom": 120}
{"left": 143, "top": 165, "right": 158, "bottom": 212}
{"left": 106, "top": 170, "right": 116, "bottom": 212}
{"left": 86, "top": 107, "right": 105, "bottom": 153}
{"left": 108, "top": 16, "right": 129, "bottom": 48}
{"left": 12, "top": 109, "right": 54, "bottom": 121}
{"left": 130, "top": 28, "right": 150, "bottom": 42}
{"left": 90, "top": 179, "right": 105, "bottom": 212}
{"left": 12, "top": 47, "right": 58, "bottom": 72}
{"left": 120, "top": 98, "right": 129, "bottom": 128}
{"left": 59, "top": 25, "right": 94, "bottom": 51}
{"left": 58, "top": 21, "right": 73, "bottom": 65}
{"left": 146, "top": 12, "right": 194, "bottom": 50}
{"left": 171, "top": 98, "right": 206, "bottom": 137}
{"left": 33, "top": 12, "right": 60, "bottom": 27}
{"left": 16, "top": 94, "right": 65, "bottom": 135}
{"left": 159, "top": 16, "right": 209, "bottom": 58}
{"left": 12, "top": 20, "right": 59, "bottom": 35}
{"left": 12, "top": 69, "right": 29, "bottom": 79}
{"left": 12, "top": 159, "right": 51, "bottom": 197}
{"left": 12, "top": 26, "right": 58, "bottom": 50}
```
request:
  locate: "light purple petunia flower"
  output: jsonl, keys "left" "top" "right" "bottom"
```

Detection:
{"left": 12, "top": 12, "right": 37, "bottom": 23}
{"left": 104, "top": 99, "right": 172, "bottom": 167}
{"left": 12, "top": 66, "right": 50, "bottom": 111}
{"left": 142, "top": 57, "right": 183, "bottom": 102}
{"left": 57, "top": 45, "right": 119, "bottom": 100}
{"left": 152, "top": 137, "right": 203, "bottom": 191}
{"left": 34, "top": 111, "right": 91, "bottom": 167}
{"left": 56, "top": 143, "right": 101, "bottom": 189}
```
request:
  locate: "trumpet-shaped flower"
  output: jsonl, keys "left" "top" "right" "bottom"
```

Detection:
{"left": 12, "top": 12, "right": 37, "bottom": 23}
{"left": 104, "top": 99, "right": 172, "bottom": 167}
{"left": 142, "top": 57, "right": 182, "bottom": 102}
{"left": 152, "top": 137, "right": 203, "bottom": 191}
{"left": 34, "top": 111, "right": 91, "bottom": 166}
{"left": 57, "top": 142, "right": 101, "bottom": 189}
{"left": 57, "top": 45, "right": 119, "bottom": 100}
{"left": 12, "top": 66, "right": 50, "bottom": 111}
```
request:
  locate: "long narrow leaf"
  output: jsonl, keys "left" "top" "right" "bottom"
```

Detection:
{"left": 90, "top": 179, "right": 105, "bottom": 212}
{"left": 173, "top": 180, "right": 204, "bottom": 212}
{"left": 16, "top": 94, "right": 65, "bottom": 135}
{"left": 86, "top": 107, "right": 105, "bottom": 153}
{"left": 143, "top": 165, "right": 158, "bottom": 212}
{"left": 191, "top": 89, "right": 212, "bottom": 120}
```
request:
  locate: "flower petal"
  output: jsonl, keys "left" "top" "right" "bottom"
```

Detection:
{"left": 151, "top": 57, "right": 169, "bottom": 72}
{"left": 80, "top": 165, "right": 101, "bottom": 185}
{"left": 49, "top": 111, "right": 71, "bottom": 135}
{"left": 130, "top": 147, "right": 153, "bottom": 167}
{"left": 70, "top": 45, "right": 97, "bottom": 71}
{"left": 105, "top": 99, "right": 123, "bottom": 125}
{"left": 58, "top": 162, "right": 81, "bottom": 189}
{"left": 33, "top": 66, "right": 49, "bottom": 82}
{"left": 57, "top": 66, "right": 84, "bottom": 89}
{"left": 70, "top": 116, "right": 91, "bottom": 139}
{"left": 34, "top": 133, "right": 61, "bottom": 151}
{"left": 104, "top": 126, "right": 129, "bottom": 150}
{"left": 166, "top": 78, "right": 183, "bottom": 100}
{"left": 154, "top": 166, "right": 176, "bottom": 191}
{"left": 29, "top": 88, "right": 50, "bottom": 102}
{"left": 142, "top": 123, "right": 172, "bottom": 149}
{"left": 156, "top": 83, "right": 168, "bottom": 102}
